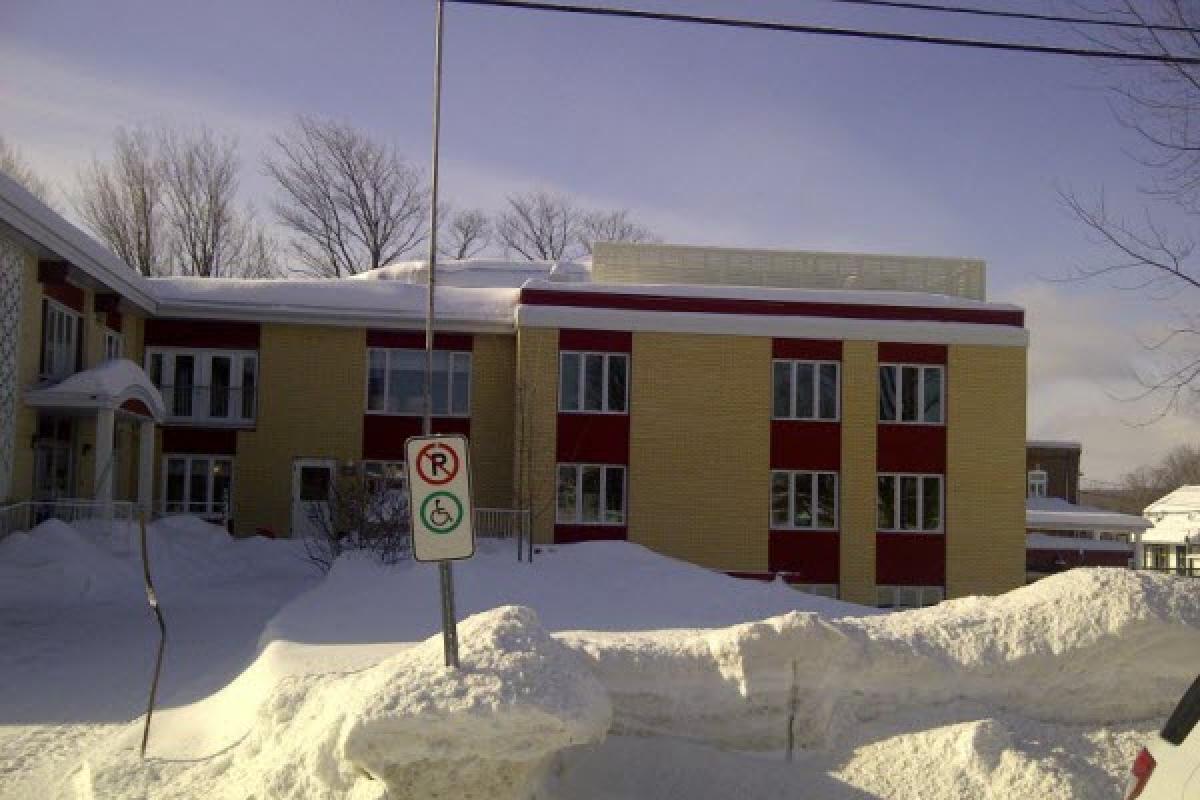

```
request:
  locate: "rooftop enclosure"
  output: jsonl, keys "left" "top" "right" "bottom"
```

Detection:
{"left": 591, "top": 242, "right": 987, "bottom": 301}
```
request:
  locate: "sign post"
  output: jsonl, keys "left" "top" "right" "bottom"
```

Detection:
{"left": 406, "top": 434, "right": 474, "bottom": 667}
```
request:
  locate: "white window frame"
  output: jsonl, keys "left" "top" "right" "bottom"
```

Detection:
{"left": 876, "top": 585, "right": 945, "bottom": 609}
{"left": 770, "top": 470, "right": 839, "bottom": 530}
{"left": 104, "top": 329, "right": 123, "bottom": 361}
{"left": 558, "top": 351, "right": 630, "bottom": 414}
{"left": 556, "top": 463, "right": 627, "bottom": 525}
{"left": 772, "top": 359, "right": 840, "bottom": 421}
{"left": 145, "top": 348, "right": 259, "bottom": 424}
{"left": 365, "top": 348, "right": 472, "bottom": 417}
{"left": 790, "top": 583, "right": 840, "bottom": 599}
{"left": 161, "top": 454, "right": 233, "bottom": 517}
{"left": 1027, "top": 469, "right": 1048, "bottom": 498}
{"left": 40, "top": 298, "right": 80, "bottom": 380}
{"left": 877, "top": 473, "right": 944, "bottom": 533}
{"left": 879, "top": 363, "right": 945, "bottom": 425}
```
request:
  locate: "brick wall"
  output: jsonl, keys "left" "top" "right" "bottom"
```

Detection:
{"left": 470, "top": 333, "right": 516, "bottom": 508}
{"left": 838, "top": 340, "right": 879, "bottom": 604}
{"left": 513, "top": 327, "right": 559, "bottom": 545}
{"left": 627, "top": 332, "right": 770, "bottom": 571}
{"left": 946, "top": 344, "right": 1027, "bottom": 597}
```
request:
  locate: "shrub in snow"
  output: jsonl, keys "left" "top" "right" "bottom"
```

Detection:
{"left": 302, "top": 470, "right": 411, "bottom": 572}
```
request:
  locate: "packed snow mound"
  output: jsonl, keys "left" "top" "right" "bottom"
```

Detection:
{"left": 74, "top": 606, "right": 610, "bottom": 800}
{"left": 0, "top": 520, "right": 139, "bottom": 608}
{"left": 564, "top": 568, "right": 1200, "bottom": 749}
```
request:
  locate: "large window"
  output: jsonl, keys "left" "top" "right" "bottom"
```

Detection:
{"left": 163, "top": 455, "right": 232, "bottom": 517}
{"left": 104, "top": 330, "right": 123, "bottom": 361}
{"left": 559, "top": 352, "right": 628, "bottom": 413}
{"left": 876, "top": 585, "right": 944, "bottom": 609}
{"left": 1027, "top": 470, "right": 1048, "bottom": 498}
{"left": 556, "top": 464, "right": 626, "bottom": 524}
{"left": 40, "top": 299, "right": 80, "bottom": 380}
{"left": 146, "top": 349, "right": 258, "bottom": 423}
{"left": 772, "top": 360, "right": 838, "bottom": 420}
{"left": 770, "top": 470, "right": 838, "bottom": 529}
{"left": 367, "top": 349, "right": 471, "bottom": 416}
{"left": 877, "top": 474, "right": 943, "bottom": 532}
{"left": 879, "top": 364, "right": 944, "bottom": 424}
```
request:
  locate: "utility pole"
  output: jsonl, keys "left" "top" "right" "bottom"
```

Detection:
{"left": 425, "top": 0, "right": 459, "bottom": 669}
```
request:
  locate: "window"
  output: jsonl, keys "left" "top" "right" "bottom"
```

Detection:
{"left": 40, "top": 299, "right": 80, "bottom": 380}
{"left": 362, "top": 460, "right": 409, "bottom": 518}
{"left": 366, "top": 349, "right": 471, "bottom": 416}
{"left": 772, "top": 360, "right": 839, "bottom": 420}
{"left": 145, "top": 349, "right": 258, "bottom": 423}
{"left": 1027, "top": 469, "right": 1048, "bottom": 498}
{"left": 104, "top": 330, "right": 123, "bottom": 361}
{"left": 790, "top": 583, "right": 839, "bottom": 599}
{"left": 876, "top": 585, "right": 945, "bottom": 609}
{"left": 770, "top": 471, "right": 838, "bottom": 529}
{"left": 556, "top": 464, "right": 626, "bottom": 524}
{"left": 877, "top": 474, "right": 943, "bottom": 532}
{"left": 559, "top": 352, "right": 628, "bottom": 413}
{"left": 163, "top": 455, "right": 232, "bottom": 517}
{"left": 879, "top": 364, "right": 943, "bottom": 424}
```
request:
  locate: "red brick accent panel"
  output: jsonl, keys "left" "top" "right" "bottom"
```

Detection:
{"left": 556, "top": 413, "right": 630, "bottom": 463}
{"left": 521, "top": 289, "right": 1025, "bottom": 327}
{"left": 366, "top": 330, "right": 474, "bottom": 350}
{"left": 876, "top": 533, "right": 946, "bottom": 586}
{"left": 362, "top": 415, "right": 470, "bottom": 460}
{"left": 878, "top": 343, "right": 948, "bottom": 364}
{"left": 771, "top": 420, "right": 840, "bottom": 470}
{"left": 145, "top": 319, "right": 260, "bottom": 349}
{"left": 555, "top": 524, "right": 627, "bottom": 543}
{"left": 119, "top": 398, "right": 153, "bottom": 418}
{"left": 43, "top": 282, "right": 85, "bottom": 312}
{"left": 769, "top": 531, "right": 840, "bottom": 582}
{"left": 162, "top": 427, "right": 238, "bottom": 455}
{"left": 106, "top": 311, "right": 123, "bottom": 332}
{"left": 558, "top": 329, "right": 633, "bottom": 352}
{"left": 772, "top": 338, "right": 843, "bottom": 360}
{"left": 93, "top": 293, "right": 121, "bottom": 313}
{"left": 877, "top": 425, "right": 946, "bottom": 473}
{"left": 1026, "top": 548, "right": 1131, "bottom": 572}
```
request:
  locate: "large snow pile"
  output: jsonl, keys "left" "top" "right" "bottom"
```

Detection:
{"left": 73, "top": 606, "right": 610, "bottom": 800}
{"left": 566, "top": 568, "right": 1200, "bottom": 751}
{"left": 0, "top": 520, "right": 140, "bottom": 608}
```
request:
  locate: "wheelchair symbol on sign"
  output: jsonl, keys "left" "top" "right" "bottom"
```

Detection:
{"left": 420, "top": 491, "right": 463, "bottom": 535}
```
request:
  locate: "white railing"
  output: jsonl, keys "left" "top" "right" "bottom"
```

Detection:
{"left": 0, "top": 499, "right": 136, "bottom": 540}
{"left": 474, "top": 507, "right": 532, "bottom": 562}
{"left": 154, "top": 502, "right": 230, "bottom": 528}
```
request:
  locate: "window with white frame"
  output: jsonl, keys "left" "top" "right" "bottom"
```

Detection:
{"left": 877, "top": 474, "right": 943, "bottom": 532}
{"left": 556, "top": 464, "right": 626, "bottom": 524}
{"left": 1027, "top": 469, "right": 1048, "bottom": 498}
{"left": 40, "top": 298, "right": 80, "bottom": 380}
{"left": 104, "top": 330, "right": 123, "bottom": 361}
{"left": 163, "top": 454, "right": 232, "bottom": 516}
{"left": 367, "top": 349, "right": 471, "bottom": 416}
{"left": 791, "top": 583, "right": 839, "bottom": 599}
{"left": 362, "top": 460, "right": 409, "bottom": 518}
{"left": 770, "top": 470, "right": 838, "bottom": 529}
{"left": 879, "top": 364, "right": 944, "bottom": 424}
{"left": 772, "top": 360, "right": 839, "bottom": 420}
{"left": 146, "top": 349, "right": 258, "bottom": 423}
{"left": 559, "top": 352, "right": 628, "bottom": 413}
{"left": 876, "top": 585, "right": 944, "bottom": 609}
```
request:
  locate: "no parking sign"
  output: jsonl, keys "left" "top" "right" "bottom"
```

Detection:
{"left": 405, "top": 434, "right": 475, "bottom": 562}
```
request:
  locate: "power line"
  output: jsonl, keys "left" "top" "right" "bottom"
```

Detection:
{"left": 446, "top": 0, "right": 1200, "bottom": 64}
{"left": 815, "top": 0, "right": 1200, "bottom": 35}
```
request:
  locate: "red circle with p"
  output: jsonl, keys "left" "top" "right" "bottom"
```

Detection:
{"left": 416, "top": 442, "right": 460, "bottom": 485}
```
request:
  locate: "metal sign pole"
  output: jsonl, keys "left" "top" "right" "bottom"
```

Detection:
{"left": 426, "top": 0, "right": 459, "bottom": 670}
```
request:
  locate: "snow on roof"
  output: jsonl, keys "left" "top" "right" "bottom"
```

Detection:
{"left": 1025, "top": 533, "right": 1132, "bottom": 552}
{"left": 519, "top": 278, "right": 1023, "bottom": 312}
{"left": 149, "top": 277, "right": 519, "bottom": 331}
{"left": 24, "top": 359, "right": 165, "bottom": 420}
{"left": 1025, "top": 496, "right": 1150, "bottom": 533}
{"left": 1026, "top": 440, "right": 1082, "bottom": 451}
{"left": 1144, "top": 485, "right": 1200, "bottom": 515}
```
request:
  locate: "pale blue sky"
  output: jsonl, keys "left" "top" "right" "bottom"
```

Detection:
{"left": 2, "top": 0, "right": 1195, "bottom": 481}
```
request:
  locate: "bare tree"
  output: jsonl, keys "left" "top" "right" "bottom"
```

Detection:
{"left": 578, "top": 209, "right": 659, "bottom": 255}
{"left": 1060, "top": 0, "right": 1200, "bottom": 408}
{"left": 265, "top": 116, "right": 429, "bottom": 277}
{"left": 440, "top": 207, "right": 491, "bottom": 260}
{"left": 76, "top": 127, "right": 167, "bottom": 276}
{"left": 302, "top": 468, "right": 411, "bottom": 572}
{"left": 0, "top": 135, "right": 54, "bottom": 205}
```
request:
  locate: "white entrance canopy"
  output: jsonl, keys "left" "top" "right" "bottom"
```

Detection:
{"left": 1025, "top": 496, "right": 1151, "bottom": 534}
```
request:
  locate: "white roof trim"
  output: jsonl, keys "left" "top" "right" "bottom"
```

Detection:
{"left": 0, "top": 173, "right": 157, "bottom": 313}
{"left": 24, "top": 360, "right": 165, "bottom": 422}
{"left": 155, "top": 301, "right": 515, "bottom": 333}
{"left": 516, "top": 305, "right": 1029, "bottom": 347}
{"left": 1025, "top": 498, "right": 1151, "bottom": 533}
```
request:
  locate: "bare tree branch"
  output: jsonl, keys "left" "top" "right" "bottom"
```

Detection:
{"left": 496, "top": 190, "right": 658, "bottom": 261}
{"left": 0, "top": 135, "right": 54, "bottom": 207}
{"left": 439, "top": 207, "right": 491, "bottom": 260}
{"left": 578, "top": 209, "right": 660, "bottom": 255}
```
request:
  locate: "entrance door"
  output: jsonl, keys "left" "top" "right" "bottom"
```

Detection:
{"left": 33, "top": 416, "right": 75, "bottom": 501}
{"left": 292, "top": 458, "right": 335, "bottom": 540}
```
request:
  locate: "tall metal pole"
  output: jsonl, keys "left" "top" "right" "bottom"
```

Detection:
{"left": 426, "top": 0, "right": 459, "bottom": 670}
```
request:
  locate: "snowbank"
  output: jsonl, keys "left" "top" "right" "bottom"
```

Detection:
{"left": 0, "top": 520, "right": 140, "bottom": 608}
{"left": 75, "top": 607, "right": 610, "bottom": 800}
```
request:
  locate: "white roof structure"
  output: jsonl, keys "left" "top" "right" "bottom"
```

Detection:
{"left": 1144, "top": 485, "right": 1200, "bottom": 515}
{"left": 1141, "top": 486, "right": 1200, "bottom": 545}
{"left": 1025, "top": 496, "right": 1150, "bottom": 534}
{"left": 348, "top": 258, "right": 588, "bottom": 288}
{"left": 1026, "top": 440, "right": 1082, "bottom": 451}
{"left": 1026, "top": 533, "right": 1132, "bottom": 552}
{"left": 24, "top": 360, "right": 165, "bottom": 421}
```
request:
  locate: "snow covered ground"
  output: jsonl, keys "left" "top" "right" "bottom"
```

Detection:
{"left": 2, "top": 518, "right": 1198, "bottom": 799}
